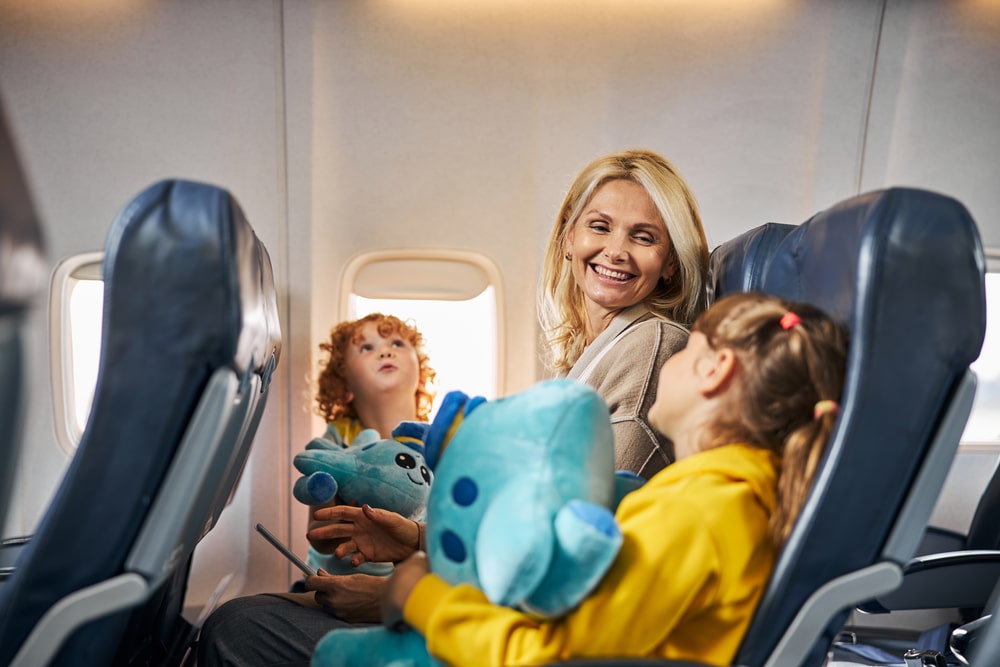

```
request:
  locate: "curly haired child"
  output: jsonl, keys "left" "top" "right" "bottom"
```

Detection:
{"left": 314, "top": 312, "right": 436, "bottom": 443}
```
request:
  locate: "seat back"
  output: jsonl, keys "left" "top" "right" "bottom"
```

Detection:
{"left": 707, "top": 187, "right": 986, "bottom": 667}
{"left": 966, "top": 461, "right": 1000, "bottom": 552}
{"left": 0, "top": 96, "right": 46, "bottom": 530}
{"left": 0, "top": 179, "right": 281, "bottom": 667}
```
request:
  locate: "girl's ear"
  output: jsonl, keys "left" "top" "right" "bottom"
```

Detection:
{"left": 698, "top": 347, "right": 737, "bottom": 395}
{"left": 344, "top": 390, "right": 355, "bottom": 406}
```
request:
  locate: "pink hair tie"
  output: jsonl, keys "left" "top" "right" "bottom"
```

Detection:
{"left": 780, "top": 311, "right": 801, "bottom": 330}
{"left": 813, "top": 400, "right": 840, "bottom": 420}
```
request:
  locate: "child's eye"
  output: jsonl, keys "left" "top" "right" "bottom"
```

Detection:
{"left": 391, "top": 339, "right": 407, "bottom": 348}
{"left": 359, "top": 343, "right": 373, "bottom": 352}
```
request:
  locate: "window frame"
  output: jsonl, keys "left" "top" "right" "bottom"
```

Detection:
{"left": 338, "top": 248, "right": 506, "bottom": 402}
{"left": 48, "top": 251, "right": 104, "bottom": 455}
{"left": 960, "top": 247, "right": 1000, "bottom": 452}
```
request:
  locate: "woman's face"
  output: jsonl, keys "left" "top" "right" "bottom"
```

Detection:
{"left": 564, "top": 179, "right": 676, "bottom": 335}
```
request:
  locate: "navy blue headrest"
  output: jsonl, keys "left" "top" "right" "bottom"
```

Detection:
{"left": 708, "top": 222, "right": 795, "bottom": 303}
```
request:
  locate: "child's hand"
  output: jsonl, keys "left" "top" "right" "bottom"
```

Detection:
{"left": 310, "top": 504, "right": 422, "bottom": 565}
{"left": 304, "top": 570, "right": 387, "bottom": 623}
{"left": 380, "top": 551, "right": 430, "bottom": 632}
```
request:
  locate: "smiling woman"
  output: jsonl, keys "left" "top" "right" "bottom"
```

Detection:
{"left": 538, "top": 149, "right": 711, "bottom": 477}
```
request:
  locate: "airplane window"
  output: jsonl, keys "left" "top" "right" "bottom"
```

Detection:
{"left": 49, "top": 252, "right": 104, "bottom": 453}
{"left": 341, "top": 250, "right": 504, "bottom": 417}
{"left": 961, "top": 264, "right": 1000, "bottom": 446}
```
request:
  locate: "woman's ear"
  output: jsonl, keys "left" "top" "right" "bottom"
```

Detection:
{"left": 563, "top": 228, "right": 575, "bottom": 259}
{"left": 660, "top": 251, "right": 678, "bottom": 284}
{"left": 698, "top": 347, "right": 737, "bottom": 395}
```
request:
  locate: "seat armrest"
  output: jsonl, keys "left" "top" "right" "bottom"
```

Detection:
{"left": 857, "top": 550, "right": 1000, "bottom": 613}
{"left": 916, "top": 527, "right": 966, "bottom": 556}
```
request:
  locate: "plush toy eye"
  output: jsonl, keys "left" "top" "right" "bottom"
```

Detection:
{"left": 420, "top": 466, "right": 431, "bottom": 484}
{"left": 395, "top": 453, "right": 416, "bottom": 469}
{"left": 451, "top": 477, "right": 477, "bottom": 506}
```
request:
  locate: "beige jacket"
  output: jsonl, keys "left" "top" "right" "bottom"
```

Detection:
{"left": 567, "top": 304, "right": 689, "bottom": 478}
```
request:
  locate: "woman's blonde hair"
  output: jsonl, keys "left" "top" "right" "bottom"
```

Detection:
{"left": 694, "top": 292, "right": 848, "bottom": 548}
{"left": 537, "top": 149, "right": 709, "bottom": 374}
{"left": 314, "top": 313, "right": 437, "bottom": 423}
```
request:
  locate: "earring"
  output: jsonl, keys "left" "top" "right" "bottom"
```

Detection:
{"left": 564, "top": 252, "right": 572, "bottom": 260}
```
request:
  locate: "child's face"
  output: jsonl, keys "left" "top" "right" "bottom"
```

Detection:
{"left": 343, "top": 321, "right": 420, "bottom": 404}
{"left": 648, "top": 331, "right": 713, "bottom": 458}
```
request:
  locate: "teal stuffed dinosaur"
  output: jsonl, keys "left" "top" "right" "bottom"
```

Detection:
{"left": 311, "top": 378, "right": 645, "bottom": 667}
{"left": 293, "top": 422, "right": 433, "bottom": 575}
{"left": 293, "top": 423, "right": 432, "bottom": 519}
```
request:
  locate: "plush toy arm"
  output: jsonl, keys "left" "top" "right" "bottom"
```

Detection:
{"left": 474, "top": 481, "right": 555, "bottom": 609}
{"left": 311, "top": 625, "right": 441, "bottom": 667}
{"left": 293, "top": 471, "right": 338, "bottom": 506}
{"left": 613, "top": 470, "right": 646, "bottom": 508}
{"left": 523, "top": 499, "right": 622, "bottom": 618}
{"left": 292, "top": 450, "right": 357, "bottom": 505}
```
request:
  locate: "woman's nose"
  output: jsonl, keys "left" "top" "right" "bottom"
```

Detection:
{"left": 604, "top": 235, "right": 628, "bottom": 261}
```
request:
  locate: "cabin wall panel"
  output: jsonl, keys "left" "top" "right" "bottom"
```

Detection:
{"left": 0, "top": 0, "right": 293, "bottom": 600}
{"left": 864, "top": 0, "right": 1000, "bottom": 244}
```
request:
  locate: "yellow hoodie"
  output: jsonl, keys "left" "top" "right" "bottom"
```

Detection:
{"left": 404, "top": 443, "right": 779, "bottom": 666}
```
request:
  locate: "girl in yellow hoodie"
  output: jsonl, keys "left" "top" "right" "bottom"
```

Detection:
{"left": 314, "top": 291, "right": 848, "bottom": 666}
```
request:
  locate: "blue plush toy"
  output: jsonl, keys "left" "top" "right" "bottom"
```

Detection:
{"left": 293, "top": 423, "right": 433, "bottom": 518}
{"left": 311, "top": 378, "right": 644, "bottom": 667}
{"left": 293, "top": 423, "right": 433, "bottom": 575}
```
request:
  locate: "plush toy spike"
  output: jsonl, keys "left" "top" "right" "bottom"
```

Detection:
{"left": 392, "top": 421, "right": 430, "bottom": 450}
{"left": 423, "top": 391, "right": 486, "bottom": 470}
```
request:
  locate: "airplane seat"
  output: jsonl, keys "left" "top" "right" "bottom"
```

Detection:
{"left": 845, "top": 457, "right": 1000, "bottom": 665}
{"left": 0, "top": 96, "right": 46, "bottom": 542}
{"left": 704, "top": 221, "right": 795, "bottom": 302}
{"left": 0, "top": 179, "right": 281, "bottom": 667}
{"left": 550, "top": 186, "right": 986, "bottom": 667}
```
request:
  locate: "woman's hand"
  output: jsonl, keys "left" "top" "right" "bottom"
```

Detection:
{"left": 304, "top": 570, "right": 387, "bottom": 623}
{"left": 309, "top": 504, "right": 422, "bottom": 565}
{"left": 380, "top": 551, "right": 430, "bottom": 631}
{"left": 307, "top": 498, "right": 347, "bottom": 554}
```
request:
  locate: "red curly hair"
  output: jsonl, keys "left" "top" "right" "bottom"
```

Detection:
{"left": 314, "top": 313, "right": 436, "bottom": 423}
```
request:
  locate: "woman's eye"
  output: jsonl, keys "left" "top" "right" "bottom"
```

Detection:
{"left": 588, "top": 221, "right": 610, "bottom": 233}
{"left": 634, "top": 233, "right": 655, "bottom": 244}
